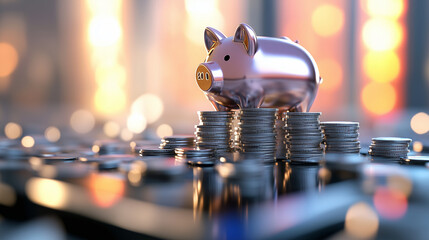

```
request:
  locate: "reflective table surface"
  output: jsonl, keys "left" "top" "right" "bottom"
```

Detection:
{"left": 0, "top": 139, "right": 428, "bottom": 240}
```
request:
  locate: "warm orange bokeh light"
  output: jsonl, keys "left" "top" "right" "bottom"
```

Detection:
{"left": 156, "top": 124, "right": 173, "bottom": 138}
{"left": 70, "top": 109, "right": 95, "bottom": 134}
{"left": 413, "top": 141, "right": 423, "bottom": 153}
{"left": 94, "top": 87, "right": 126, "bottom": 115}
{"left": 103, "top": 121, "right": 121, "bottom": 138}
{"left": 362, "top": 82, "right": 396, "bottom": 115}
{"left": 88, "top": 173, "right": 125, "bottom": 208}
{"left": 345, "top": 202, "right": 379, "bottom": 239}
{"left": 4, "top": 122, "right": 22, "bottom": 140}
{"left": 366, "top": 0, "right": 404, "bottom": 19}
{"left": 362, "top": 19, "right": 403, "bottom": 51}
{"left": 44, "top": 126, "right": 61, "bottom": 142}
{"left": 374, "top": 187, "right": 407, "bottom": 219}
{"left": 21, "top": 136, "right": 35, "bottom": 148}
{"left": 95, "top": 64, "right": 126, "bottom": 86}
{"left": 410, "top": 112, "right": 429, "bottom": 134}
{"left": 88, "top": 16, "right": 122, "bottom": 47}
{"left": 363, "top": 51, "right": 400, "bottom": 83}
{"left": 0, "top": 43, "right": 19, "bottom": 77}
{"left": 88, "top": 0, "right": 126, "bottom": 116}
{"left": 318, "top": 58, "right": 342, "bottom": 91}
{"left": 311, "top": 4, "right": 344, "bottom": 37}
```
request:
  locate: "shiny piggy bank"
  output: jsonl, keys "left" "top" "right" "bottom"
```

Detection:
{"left": 196, "top": 23, "right": 322, "bottom": 112}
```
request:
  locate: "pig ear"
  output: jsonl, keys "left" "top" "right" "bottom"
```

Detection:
{"left": 233, "top": 23, "right": 258, "bottom": 56}
{"left": 204, "top": 27, "right": 226, "bottom": 52}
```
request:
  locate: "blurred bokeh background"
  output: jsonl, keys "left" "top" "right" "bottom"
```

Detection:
{"left": 0, "top": 0, "right": 428, "bottom": 148}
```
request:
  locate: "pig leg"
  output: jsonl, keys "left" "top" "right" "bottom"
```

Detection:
{"left": 233, "top": 80, "right": 264, "bottom": 108}
{"left": 212, "top": 102, "right": 231, "bottom": 111}
{"left": 290, "top": 95, "right": 312, "bottom": 112}
{"left": 206, "top": 94, "right": 237, "bottom": 111}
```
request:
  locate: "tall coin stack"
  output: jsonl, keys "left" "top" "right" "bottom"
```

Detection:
{"left": 237, "top": 108, "right": 278, "bottom": 163}
{"left": 369, "top": 137, "right": 412, "bottom": 159}
{"left": 284, "top": 112, "right": 323, "bottom": 163}
{"left": 160, "top": 135, "right": 195, "bottom": 149}
{"left": 195, "top": 111, "right": 234, "bottom": 156}
{"left": 321, "top": 121, "right": 361, "bottom": 153}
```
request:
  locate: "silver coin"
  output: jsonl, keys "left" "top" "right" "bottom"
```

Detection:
{"left": 322, "top": 125, "right": 359, "bottom": 129}
{"left": 325, "top": 149, "right": 360, "bottom": 153}
{"left": 237, "top": 133, "right": 277, "bottom": 138}
{"left": 140, "top": 148, "right": 175, "bottom": 156}
{"left": 285, "top": 118, "right": 319, "bottom": 122}
{"left": 285, "top": 139, "right": 323, "bottom": 144}
{"left": 195, "top": 131, "right": 230, "bottom": 136}
{"left": 369, "top": 150, "right": 409, "bottom": 155}
{"left": 324, "top": 133, "right": 359, "bottom": 138}
{"left": 287, "top": 144, "right": 322, "bottom": 149}
{"left": 325, "top": 141, "right": 361, "bottom": 145}
{"left": 370, "top": 142, "right": 409, "bottom": 147}
{"left": 239, "top": 127, "right": 274, "bottom": 131}
{"left": 369, "top": 145, "right": 409, "bottom": 150}
{"left": 286, "top": 134, "right": 323, "bottom": 138}
{"left": 287, "top": 148, "right": 322, "bottom": 153}
{"left": 240, "top": 136, "right": 277, "bottom": 141}
{"left": 324, "top": 138, "right": 359, "bottom": 143}
{"left": 163, "top": 135, "right": 195, "bottom": 141}
{"left": 372, "top": 137, "right": 412, "bottom": 143}
{"left": 322, "top": 129, "right": 359, "bottom": 134}
{"left": 400, "top": 156, "right": 429, "bottom": 165}
{"left": 369, "top": 148, "right": 410, "bottom": 153}
{"left": 285, "top": 112, "right": 321, "bottom": 116}
{"left": 284, "top": 125, "right": 321, "bottom": 130}
{"left": 321, "top": 121, "right": 359, "bottom": 126}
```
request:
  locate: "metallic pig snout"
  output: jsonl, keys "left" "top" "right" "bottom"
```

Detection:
{"left": 196, "top": 62, "right": 224, "bottom": 93}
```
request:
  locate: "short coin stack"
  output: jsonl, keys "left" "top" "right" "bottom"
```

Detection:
{"left": 237, "top": 108, "right": 277, "bottom": 163}
{"left": 284, "top": 112, "right": 323, "bottom": 163}
{"left": 160, "top": 135, "right": 195, "bottom": 149}
{"left": 195, "top": 111, "right": 234, "bottom": 156}
{"left": 369, "top": 137, "right": 412, "bottom": 159}
{"left": 139, "top": 147, "right": 175, "bottom": 157}
{"left": 175, "top": 147, "right": 216, "bottom": 166}
{"left": 321, "top": 121, "right": 361, "bottom": 153}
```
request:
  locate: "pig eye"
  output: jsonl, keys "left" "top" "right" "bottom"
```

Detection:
{"left": 224, "top": 55, "right": 230, "bottom": 61}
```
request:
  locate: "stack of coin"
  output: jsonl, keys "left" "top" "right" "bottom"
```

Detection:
{"left": 139, "top": 147, "right": 175, "bottom": 157}
{"left": 195, "top": 111, "right": 234, "bottom": 156}
{"left": 284, "top": 112, "right": 323, "bottom": 163}
{"left": 175, "top": 147, "right": 216, "bottom": 166}
{"left": 369, "top": 137, "right": 412, "bottom": 159}
{"left": 237, "top": 108, "right": 277, "bottom": 162}
{"left": 321, "top": 121, "right": 361, "bottom": 153}
{"left": 159, "top": 135, "right": 195, "bottom": 149}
